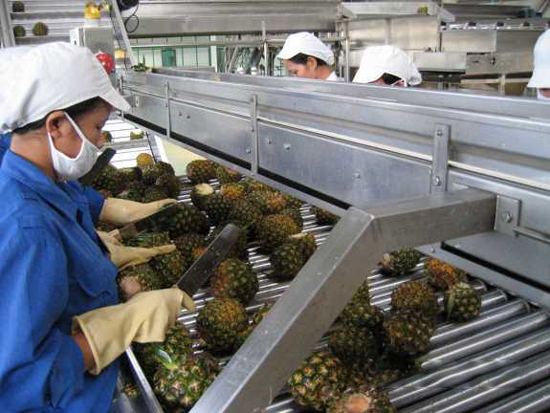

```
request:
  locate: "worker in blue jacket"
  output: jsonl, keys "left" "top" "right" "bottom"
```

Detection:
{"left": 0, "top": 42, "right": 196, "bottom": 412}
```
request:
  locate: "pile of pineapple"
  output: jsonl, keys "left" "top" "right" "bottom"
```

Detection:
{"left": 95, "top": 155, "right": 340, "bottom": 410}
{"left": 287, "top": 251, "right": 482, "bottom": 412}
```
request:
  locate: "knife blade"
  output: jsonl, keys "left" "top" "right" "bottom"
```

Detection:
{"left": 78, "top": 148, "right": 117, "bottom": 186}
{"left": 117, "top": 202, "right": 180, "bottom": 241}
{"left": 176, "top": 223, "right": 242, "bottom": 297}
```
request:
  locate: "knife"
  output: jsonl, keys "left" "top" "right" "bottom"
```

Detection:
{"left": 176, "top": 223, "right": 242, "bottom": 296}
{"left": 78, "top": 148, "right": 117, "bottom": 186}
{"left": 117, "top": 202, "right": 181, "bottom": 241}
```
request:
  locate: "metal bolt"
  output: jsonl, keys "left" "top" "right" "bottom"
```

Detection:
{"left": 186, "top": 114, "right": 191, "bottom": 119}
{"left": 430, "top": 247, "right": 436, "bottom": 253}
{"left": 432, "top": 176, "right": 442, "bottom": 186}
{"left": 178, "top": 111, "right": 183, "bottom": 117}
{"left": 267, "top": 138, "right": 272, "bottom": 144}
{"left": 284, "top": 143, "right": 291, "bottom": 150}
{"left": 354, "top": 172, "right": 361, "bottom": 179}
{"left": 436, "top": 129, "right": 443, "bottom": 137}
{"left": 164, "top": 103, "right": 168, "bottom": 108}
{"left": 501, "top": 211, "right": 513, "bottom": 223}
{"left": 245, "top": 147, "right": 252, "bottom": 154}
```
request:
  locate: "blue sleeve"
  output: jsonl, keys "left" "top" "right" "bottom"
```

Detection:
{"left": 83, "top": 186, "right": 106, "bottom": 225}
{"left": 0, "top": 133, "right": 12, "bottom": 165}
{"left": 0, "top": 217, "right": 85, "bottom": 411}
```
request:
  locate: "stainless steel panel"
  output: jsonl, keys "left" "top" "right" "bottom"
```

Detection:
{"left": 466, "top": 51, "right": 534, "bottom": 75}
{"left": 411, "top": 51, "right": 468, "bottom": 72}
{"left": 347, "top": 16, "right": 441, "bottom": 50}
{"left": 442, "top": 29, "right": 543, "bottom": 53}
{"left": 341, "top": 2, "right": 454, "bottom": 22}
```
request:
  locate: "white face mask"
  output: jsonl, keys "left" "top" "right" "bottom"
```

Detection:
{"left": 47, "top": 113, "right": 101, "bottom": 181}
{"left": 537, "top": 90, "right": 550, "bottom": 101}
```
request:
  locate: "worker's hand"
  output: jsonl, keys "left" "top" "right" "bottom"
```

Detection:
{"left": 99, "top": 198, "right": 177, "bottom": 226}
{"left": 104, "top": 241, "right": 176, "bottom": 270}
{"left": 72, "top": 288, "right": 188, "bottom": 375}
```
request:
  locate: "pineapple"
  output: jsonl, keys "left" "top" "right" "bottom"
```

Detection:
{"left": 242, "top": 177, "right": 272, "bottom": 193}
{"left": 13, "top": 25, "right": 26, "bottom": 38}
{"left": 12, "top": 1, "right": 25, "bottom": 12}
{"left": 119, "top": 167, "right": 142, "bottom": 182}
{"left": 312, "top": 206, "right": 339, "bottom": 225}
{"left": 287, "top": 233, "right": 317, "bottom": 260}
{"left": 91, "top": 164, "right": 125, "bottom": 196}
{"left": 329, "top": 326, "right": 382, "bottom": 365}
{"left": 137, "top": 153, "right": 154, "bottom": 168}
{"left": 149, "top": 249, "right": 187, "bottom": 285}
{"left": 380, "top": 249, "right": 423, "bottom": 276}
{"left": 257, "top": 214, "right": 300, "bottom": 252}
{"left": 341, "top": 302, "right": 385, "bottom": 331}
{"left": 140, "top": 185, "right": 169, "bottom": 203}
{"left": 228, "top": 199, "right": 263, "bottom": 233}
{"left": 173, "top": 233, "right": 207, "bottom": 266}
{"left": 288, "top": 350, "right": 347, "bottom": 411}
{"left": 207, "top": 222, "right": 249, "bottom": 260}
{"left": 270, "top": 242, "right": 306, "bottom": 281}
{"left": 327, "top": 387, "right": 397, "bottom": 413}
{"left": 203, "top": 194, "right": 233, "bottom": 226}
{"left": 119, "top": 181, "right": 147, "bottom": 202}
{"left": 32, "top": 22, "right": 49, "bottom": 36}
{"left": 196, "top": 298, "right": 248, "bottom": 352}
{"left": 126, "top": 232, "right": 171, "bottom": 248}
{"left": 130, "top": 130, "right": 144, "bottom": 140}
{"left": 154, "top": 203, "right": 210, "bottom": 238}
{"left": 102, "top": 130, "right": 113, "bottom": 143}
{"left": 220, "top": 183, "right": 246, "bottom": 202}
{"left": 155, "top": 161, "right": 176, "bottom": 176}
{"left": 134, "top": 322, "right": 193, "bottom": 378}
{"left": 247, "top": 191, "right": 286, "bottom": 214}
{"left": 426, "top": 259, "right": 468, "bottom": 292}
{"left": 153, "top": 352, "right": 220, "bottom": 412}
{"left": 141, "top": 165, "right": 164, "bottom": 186}
{"left": 281, "top": 193, "right": 303, "bottom": 209}
{"left": 156, "top": 174, "right": 181, "bottom": 198}
{"left": 391, "top": 280, "right": 440, "bottom": 320}
{"left": 444, "top": 282, "right": 481, "bottom": 322}
{"left": 383, "top": 308, "right": 435, "bottom": 356}
{"left": 190, "top": 184, "right": 215, "bottom": 210}
{"left": 216, "top": 166, "right": 242, "bottom": 184}
{"left": 118, "top": 263, "right": 167, "bottom": 300}
{"left": 280, "top": 208, "right": 303, "bottom": 230}
{"left": 186, "top": 159, "right": 217, "bottom": 184}
{"left": 210, "top": 259, "right": 259, "bottom": 305}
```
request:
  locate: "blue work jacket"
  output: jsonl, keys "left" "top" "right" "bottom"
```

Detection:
{"left": 0, "top": 150, "right": 119, "bottom": 412}
{"left": 0, "top": 133, "right": 106, "bottom": 225}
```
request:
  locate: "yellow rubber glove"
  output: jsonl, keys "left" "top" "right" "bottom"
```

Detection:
{"left": 96, "top": 230, "right": 122, "bottom": 246}
{"left": 104, "top": 241, "right": 176, "bottom": 270}
{"left": 73, "top": 289, "right": 185, "bottom": 375}
{"left": 99, "top": 198, "right": 177, "bottom": 226}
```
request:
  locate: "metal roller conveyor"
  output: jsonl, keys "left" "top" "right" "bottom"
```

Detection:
{"left": 419, "top": 310, "right": 550, "bottom": 371}
{"left": 476, "top": 377, "right": 550, "bottom": 413}
{"left": 389, "top": 329, "right": 550, "bottom": 408}
{"left": 402, "top": 350, "right": 550, "bottom": 413}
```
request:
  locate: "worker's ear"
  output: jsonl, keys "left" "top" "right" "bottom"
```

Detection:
{"left": 45, "top": 111, "right": 66, "bottom": 140}
{"left": 306, "top": 56, "right": 318, "bottom": 71}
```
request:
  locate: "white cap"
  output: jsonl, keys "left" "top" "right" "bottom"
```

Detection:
{"left": 528, "top": 30, "right": 550, "bottom": 89}
{"left": 353, "top": 45, "right": 422, "bottom": 86}
{"left": 0, "top": 42, "right": 130, "bottom": 132}
{"left": 276, "top": 32, "right": 335, "bottom": 66}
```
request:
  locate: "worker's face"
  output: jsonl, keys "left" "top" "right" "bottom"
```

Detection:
{"left": 539, "top": 88, "right": 550, "bottom": 99}
{"left": 285, "top": 57, "right": 319, "bottom": 79}
{"left": 47, "top": 104, "right": 111, "bottom": 158}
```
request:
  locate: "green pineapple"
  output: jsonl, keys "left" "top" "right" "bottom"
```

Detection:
{"left": 141, "top": 164, "right": 164, "bottom": 186}
{"left": 312, "top": 206, "right": 339, "bottom": 225}
{"left": 329, "top": 326, "right": 382, "bottom": 365}
{"left": 247, "top": 191, "right": 286, "bottom": 214}
{"left": 130, "top": 130, "right": 144, "bottom": 140}
{"left": 173, "top": 233, "right": 207, "bottom": 266}
{"left": 341, "top": 302, "right": 385, "bottom": 331}
{"left": 118, "top": 181, "right": 147, "bottom": 202}
{"left": 281, "top": 193, "right": 303, "bottom": 209}
{"left": 270, "top": 242, "right": 306, "bottom": 281}
{"left": 196, "top": 298, "right": 248, "bottom": 353}
{"left": 12, "top": 1, "right": 25, "bottom": 12}
{"left": 242, "top": 177, "right": 272, "bottom": 193}
{"left": 288, "top": 350, "right": 347, "bottom": 411}
{"left": 149, "top": 249, "right": 187, "bottom": 285}
{"left": 186, "top": 159, "right": 217, "bottom": 184}
{"left": 327, "top": 387, "right": 397, "bottom": 413}
{"left": 190, "top": 184, "right": 215, "bottom": 210}
{"left": 280, "top": 208, "right": 303, "bottom": 230}
{"left": 426, "top": 259, "right": 468, "bottom": 292}
{"left": 119, "top": 167, "right": 142, "bottom": 182}
{"left": 257, "top": 214, "right": 300, "bottom": 252}
{"left": 383, "top": 308, "right": 435, "bottom": 356}
{"left": 210, "top": 259, "right": 258, "bottom": 305}
{"left": 287, "top": 233, "right": 317, "bottom": 260}
{"left": 220, "top": 183, "right": 246, "bottom": 203}
{"left": 444, "top": 282, "right": 481, "bottom": 322}
{"left": 216, "top": 166, "right": 242, "bottom": 184}
{"left": 203, "top": 194, "right": 233, "bottom": 226}
{"left": 380, "top": 249, "right": 423, "bottom": 276}
{"left": 91, "top": 164, "right": 125, "bottom": 196}
{"left": 32, "top": 22, "right": 49, "bottom": 36}
{"left": 153, "top": 352, "right": 220, "bottom": 412}
{"left": 13, "top": 25, "right": 26, "bottom": 37}
{"left": 154, "top": 203, "right": 210, "bottom": 238}
{"left": 140, "top": 185, "right": 169, "bottom": 203}
{"left": 134, "top": 322, "right": 193, "bottom": 378}
{"left": 228, "top": 199, "right": 263, "bottom": 234}
{"left": 390, "top": 280, "right": 440, "bottom": 320}
{"left": 156, "top": 174, "right": 181, "bottom": 198}
{"left": 126, "top": 232, "right": 171, "bottom": 248}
